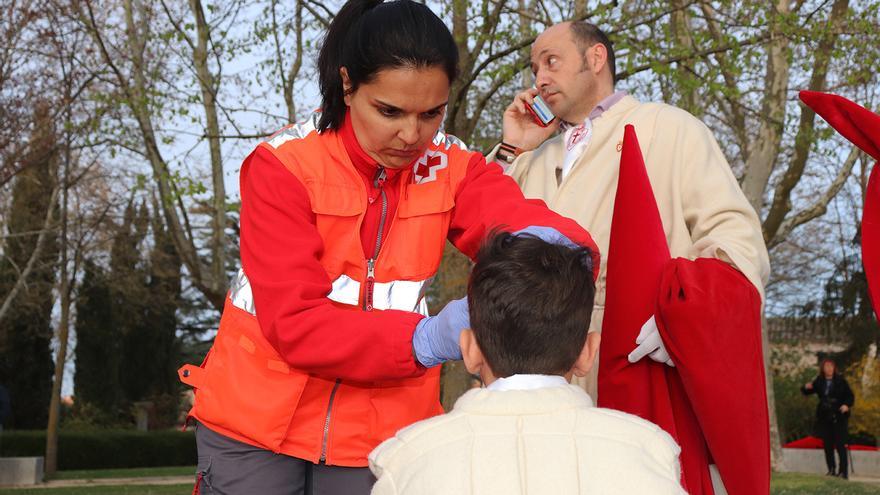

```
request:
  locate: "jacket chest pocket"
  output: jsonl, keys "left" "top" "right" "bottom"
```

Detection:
{"left": 308, "top": 181, "right": 366, "bottom": 269}
{"left": 383, "top": 180, "right": 455, "bottom": 278}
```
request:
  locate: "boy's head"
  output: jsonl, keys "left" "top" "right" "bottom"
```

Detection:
{"left": 461, "top": 231, "right": 598, "bottom": 384}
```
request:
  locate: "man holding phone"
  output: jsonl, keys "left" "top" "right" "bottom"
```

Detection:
{"left": 489, "top": 21, "right": 772, "bottom": 494}
{"left": 490, "top": 20, "right": 769, "bottom": 397}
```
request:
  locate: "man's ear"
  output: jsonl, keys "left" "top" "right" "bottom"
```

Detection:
{"left": 572, "top": 332, "right": 601, "bottom": 377}
{"left": 460, "top": 329, "right": 485, "bottom": 375}
{"left": 586, "top": 43, "right": 607, "bottom": 76}
{"left": 340, "top": 67, "right": 353, "bottom": 105}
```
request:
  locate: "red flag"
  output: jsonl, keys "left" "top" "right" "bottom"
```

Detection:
{"left": 798, "top": 91, "right": 880, "bottom": 325}
{"left": 597, "top": 124, "right": 673, "bottom": 428}
{"left": 599, "top": 125, "right": 770, "bottom": 494}
{"left": 866, "top": 167, "right": 880, "bottom": 323}
{"left": 598, "top": 125, "right": 708, "bottom": 493}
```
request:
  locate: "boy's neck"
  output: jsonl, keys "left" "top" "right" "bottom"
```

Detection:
{"left": 481, "top": 370, "right": 573, "bottom": 388}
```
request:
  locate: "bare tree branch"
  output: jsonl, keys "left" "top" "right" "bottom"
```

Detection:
{"left": 768, "top": 147, "right": 861, "bottom": 248}
{"left": 0, "top": 187, "right": 59, "bottom": 323}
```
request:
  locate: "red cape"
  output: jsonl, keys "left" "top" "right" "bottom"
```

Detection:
{"left": 798, "top": 91, "right": 880, "bottom": 325}
{"left": 785, "top": 436, "right": 879, "bottom": 451}
{"left": 598, "top": 125, "right": 770, "bottom": 494}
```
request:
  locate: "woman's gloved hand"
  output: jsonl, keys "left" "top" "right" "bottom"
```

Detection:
{"left": 412, "top": 297, "right": 469, "bottom": 368}
{"left": 511, "top": 225, "right": 579, "bottom": 249}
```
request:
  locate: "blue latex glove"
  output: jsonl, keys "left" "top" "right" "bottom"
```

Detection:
{"left": 512, "top": 226, "right": 578, "bottom": 249}
{"left": 513, "top": 225, "right": 593, "bottom": 273}
{"left": 412, "top": 297, "right": 470, "bottom": 368}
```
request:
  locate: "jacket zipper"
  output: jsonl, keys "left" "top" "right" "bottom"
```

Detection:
{"left": 364, "top": 167, "right": 387, "bottom": 312}
{"left": 319, "top": 379, "right": 340, "bottom": 463}
{"left": 319, "top": 166, "right": 388, "bottom": 464}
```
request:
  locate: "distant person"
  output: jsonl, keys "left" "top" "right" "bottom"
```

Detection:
{"left": 802, "top": 358, "right": 855, "bottom": 479}
{"left": 369, "top": 232, "right": 683, "bottom": 494}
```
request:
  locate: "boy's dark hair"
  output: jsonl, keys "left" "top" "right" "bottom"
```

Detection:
{"left": 569, "top": 21, "right": 616, "bottom": 84}
{"left": 467, "top": 231, "right": 596, "bottom": 377}
{"left": 317, "top": 0, "right": 460, "bottom": 132}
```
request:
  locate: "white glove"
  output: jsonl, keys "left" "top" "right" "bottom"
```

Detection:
{"left": 627, "top": 315, "right": 675, "bottom": 367}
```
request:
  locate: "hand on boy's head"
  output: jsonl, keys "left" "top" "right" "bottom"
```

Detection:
{"left": 512, "top": 225, "right": 579, "bottom": 250}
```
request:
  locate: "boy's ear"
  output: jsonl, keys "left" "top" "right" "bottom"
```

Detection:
{"left": 460, "top": 329, "right": 484, "bottom": 375}
{"left": 572, "top": 332, "right": 601, "bottom": 378}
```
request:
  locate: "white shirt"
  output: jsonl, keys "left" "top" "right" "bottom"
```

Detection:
{"left": 486, "top": 374, "right": 570, "bottom": 391}
{"left": 559, "top": 90, "right": 628, "bottom": 181}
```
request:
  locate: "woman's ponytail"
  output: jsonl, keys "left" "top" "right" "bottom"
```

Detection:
{"left": 317, "top": 0, "right": 383, "bottom": 132}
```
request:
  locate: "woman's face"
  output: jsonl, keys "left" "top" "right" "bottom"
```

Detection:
{"left": 343, "top": 66, "right": 449, "bottom": 169}
{"left": 823, "top": 361, "right": 835, "bottom": 377}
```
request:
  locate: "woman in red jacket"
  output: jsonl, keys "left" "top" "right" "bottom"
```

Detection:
{"left": 180, "top": 1, "right": 599, "bottom": 493}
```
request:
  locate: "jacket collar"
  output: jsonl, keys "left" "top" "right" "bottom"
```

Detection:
{"left": 339, "top": 111, "right": 406, "bottom": 181}
{"left": 453, "top": 384, "right": 594, "bottom": 416}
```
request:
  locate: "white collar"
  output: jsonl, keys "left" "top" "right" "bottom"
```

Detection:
{"left": 486, "top": 374, "right": 570, "bottom": 391}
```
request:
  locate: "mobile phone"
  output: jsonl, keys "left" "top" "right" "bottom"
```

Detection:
{"left": 526, "top": 93, "right": 556, "bottom": 127}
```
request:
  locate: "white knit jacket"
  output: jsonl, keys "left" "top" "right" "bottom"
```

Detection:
{"left": 369, "top": 384, "right": 686, "bottom": 495}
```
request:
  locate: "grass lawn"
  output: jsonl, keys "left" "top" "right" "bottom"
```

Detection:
{"left": 0, "top": 467, "right": 878, "bottom": 494}
{"left": 47, "top": 466, "right": 195, "bottom": 481}
{"left": 771, "top": 472, "right": 880, "bottom": 494}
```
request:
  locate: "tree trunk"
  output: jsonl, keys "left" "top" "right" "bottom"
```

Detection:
{"left": 761, "top": 0, "right": 850, "bottom": 244}
{"left": 80, "top": 0, "right": 225, "bottom": 309}
{"left": 519, "top": 0, "right": 533, "bottom": 89}
{"left": 189, "top": 0, "right": 227, "bottom": 301}
{"left": 763, "top": 314, "right": 785, "bottom": 471}
{"left": 447, "top": 0, "right": 471, "bottom": 137}
{"left": 573, "top": 0, "right": 587, "bottom": 18}
{"left": 669, "top": 0, "right": 702, "bottom": 116}
{"left": 45, "top": 100, "right": 73, "bottom": 475}
{"left": 740, "top": 0, "right": 790, "bottom": 213}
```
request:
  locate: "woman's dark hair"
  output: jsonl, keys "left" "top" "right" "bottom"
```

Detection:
{"left": 317, "top": 0, "right": 460, "bottom": 132}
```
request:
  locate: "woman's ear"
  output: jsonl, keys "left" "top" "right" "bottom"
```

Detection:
{"left": 572, "top": 332, "right": 601, "bottom": 377}
{"left": 460, "top": 329, "right": 484, "bottom": 375}
{"left": 340, "top": 67, "right": 353, "bottom": 105}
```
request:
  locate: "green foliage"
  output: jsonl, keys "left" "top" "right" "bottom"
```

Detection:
{"left": 71, "top": 200, "right": 182, "bottom": 429}
{"left": 773, "top": 366, "right": 817, "bottom": 444}
{"left": 0, "top": 430, "right": 196, "bottom": 470}
{"left": 0, "top": 103, "right": 60, "bottom": 430}
{"left": 73, "top": 261, "right": 123, "bottom": 422}
{"left": 845, "top": 352, "right": 880, "bottom": 445}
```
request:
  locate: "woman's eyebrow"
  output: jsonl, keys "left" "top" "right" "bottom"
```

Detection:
{"left": 373, "top": 99, "right": 448, "bottom": 113}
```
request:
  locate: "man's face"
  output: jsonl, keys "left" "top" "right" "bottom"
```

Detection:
{"left": 530, "top": 23, "right": 597, "bottom": 123}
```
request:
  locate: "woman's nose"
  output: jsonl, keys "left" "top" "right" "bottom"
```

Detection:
{"left": 398, "top": 117, "right": 420, "bottom": 146}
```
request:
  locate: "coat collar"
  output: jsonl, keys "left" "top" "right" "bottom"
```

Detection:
{"left": 453, "top": 384, "right": 594, "bottom": 416}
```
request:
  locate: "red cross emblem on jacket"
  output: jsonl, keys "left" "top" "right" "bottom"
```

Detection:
{"left": 413, "top": 150, "right": 448, "bottom": 184}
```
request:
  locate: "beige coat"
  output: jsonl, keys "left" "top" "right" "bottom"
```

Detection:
{"left": 369, "top": 385, "right": 685, "bottom": 495}
{"left": 492, "top": 95, "right": 771, "bottom": 396}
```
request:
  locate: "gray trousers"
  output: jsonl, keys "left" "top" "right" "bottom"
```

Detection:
{"left": 195, "top": 422, "right": 375, "bottom": 495}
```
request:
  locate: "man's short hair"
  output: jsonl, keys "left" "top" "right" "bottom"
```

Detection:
{"left": 467, "top": 231, "right": 596, "bottom": 377}
{"left": 569, "top": 21, "right": 616, "bottom": 84}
